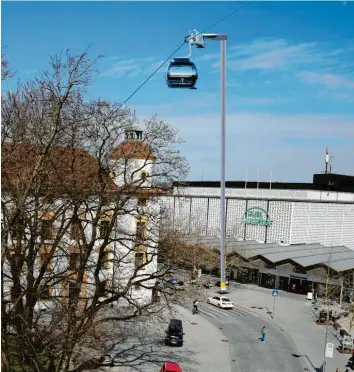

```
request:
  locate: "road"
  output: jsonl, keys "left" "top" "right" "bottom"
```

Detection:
{"left": 102, "top": 304, "right": 232, "bottom": 372}
{"left": 198, "top": 302, "right": 306, "bottom": 372}
{"left": 218, "top": 283, "right": 352, "bottom": 372}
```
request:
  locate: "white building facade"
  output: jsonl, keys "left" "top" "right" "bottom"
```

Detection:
{"left": 160, "top": 185, "right": 354, "bottom": 249}
{"left": 2, "top": 130, "right": 162, "bottom": 311}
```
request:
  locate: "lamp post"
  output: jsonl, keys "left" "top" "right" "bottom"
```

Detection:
{"left": 219, "top": 35, "right": 227, "bottom": 293}
{"left": 201, "top": 34, "right": 228, "bottom": 293}
{"left": 185, "top": 31, "right": 228, "bottom": 293}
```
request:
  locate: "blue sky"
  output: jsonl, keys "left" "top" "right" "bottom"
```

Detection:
{"left": 2, "top": 1, "right": 354, "bottom": 182}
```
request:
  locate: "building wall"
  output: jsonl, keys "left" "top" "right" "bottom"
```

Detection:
{"left": 160, "top": 192, "right": 354, "bottom": 249}
{"left": 109, "top": 158, "right": 155, "bottom": 187}
{"left": 3, "top": 194, "right": 159, "bottom": 309}
{"left": 174, "top": 186, "right": 354, "bottom": 203}
{"left": 291, "top": 202, "right": 354, "bottom": 248}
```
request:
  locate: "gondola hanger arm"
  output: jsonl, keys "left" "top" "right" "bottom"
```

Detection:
{"left": 185, "top": 30, "right": 228, "bottom": 48}
{"left": 201, "top": 33, "right": 228, "bottom": 41}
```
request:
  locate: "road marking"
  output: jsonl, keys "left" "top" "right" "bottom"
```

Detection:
{"left": 201, "top": 306, "right": 226, "bottom": 317}
{"left": 199, "top": 305, "right": 252, "bottom": 319}
{"left": 230, "top": 307, "right": 253, "bottom": 316}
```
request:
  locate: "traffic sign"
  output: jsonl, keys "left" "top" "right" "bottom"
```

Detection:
{"left": 272, "top": 290, "right": 279, "bottom": 296}
{"left": 325, "top": 342, "right": 334, "bottom": 358}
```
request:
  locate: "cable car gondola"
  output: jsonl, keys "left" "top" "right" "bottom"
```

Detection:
{"left": 166, "top": 57, "right": 198, "bottom": 89}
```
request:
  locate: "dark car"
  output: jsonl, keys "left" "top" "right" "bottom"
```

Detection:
{"left": 165, "top": 319, "right": 184, "bottom": 347}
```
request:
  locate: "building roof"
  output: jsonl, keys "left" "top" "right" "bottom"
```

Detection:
{"left": 1, "top": 142, "right": 118, "bottom": 195}
{"left": 327, "top": 259, "right": 354, "bottom": 272}
{"left": 184, "top": 235, "right": 354, "bottom": 273}
{"left": 109, "top": 140, "right": 156, "bottom": 160}
{"left": 173, "top": 173, "right": 354, "bottom": 193}
{"left": 259, "top": 244, "right": 345, "bottom": 264}
{"left": 1, "top": 141, "right": 164, "bottom": 197}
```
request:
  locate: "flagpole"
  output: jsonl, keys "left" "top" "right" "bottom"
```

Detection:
{"left": 245, "top": 168, "right": 248, "bottom": 190}
{"left": 270, "top": 170, "right": 273, "bottom": 190}
{"left": 257, "top": 169, "right": 260, "bottom": 190}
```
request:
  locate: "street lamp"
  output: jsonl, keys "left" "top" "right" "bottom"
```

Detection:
{"left": 199, "top": 33, "right": 228, "bottom": 294}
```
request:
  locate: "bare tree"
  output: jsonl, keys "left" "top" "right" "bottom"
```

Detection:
{"left": 1, "top": 50, "right": 189, "bottom": 372}
{"left": 158, "top": 229, "right": 219, "bottom": 273}
{"left": 1, "top": 47, "right": 15, "bottom": 81}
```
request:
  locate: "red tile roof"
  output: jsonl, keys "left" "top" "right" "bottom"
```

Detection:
{"left": 109, "top": 140, "right": 156, "bottom": 160}
{"left": 1, "top": 142, "right": 119, "bottom": 195}
{"left": 1, "top": 142, "right": 165, "bottom": 197}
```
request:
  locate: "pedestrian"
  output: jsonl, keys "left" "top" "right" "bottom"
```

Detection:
{"left": 193, "top": 299, "right": 199, "bottom": 314}
{"left": 335, "top": 368, "right": 340, "bottom": 372}
{"left": 258, "top": 326, "right": 267, "bottom": 342}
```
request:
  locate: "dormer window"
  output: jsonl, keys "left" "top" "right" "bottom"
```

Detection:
{"left": 137, "top": 197, "right": 147, "bottom": 207}
{"left": 141, "top": 171, "right": 148, "bottom": 183}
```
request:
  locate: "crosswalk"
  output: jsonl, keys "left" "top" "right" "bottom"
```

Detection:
{"left": 198, "top": 304, "right": 253, "bottom": 319}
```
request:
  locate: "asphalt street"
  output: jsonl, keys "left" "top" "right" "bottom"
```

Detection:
{"left": 198, "top": 303, "right": 306, "bottom": 372}
{"left": 101, "top": 304, "right": 232, "bottom": 372}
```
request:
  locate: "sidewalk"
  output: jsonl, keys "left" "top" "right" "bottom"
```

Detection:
{"left": 225, "top": 283, "right": 352, "bottom": 372}
{"left": 99, "top": 304, "right": 232, "bottom": 372}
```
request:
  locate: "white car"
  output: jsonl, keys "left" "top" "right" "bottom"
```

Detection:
{"left": 206, "top": 296, "right": 234, "bottom": 309}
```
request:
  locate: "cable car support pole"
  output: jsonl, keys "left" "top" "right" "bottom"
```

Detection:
{"left": 220, "top": 36, "right": 227, "bottom": 294}
{"left": 201, "top": 33, "right": 228, "bottom": 293}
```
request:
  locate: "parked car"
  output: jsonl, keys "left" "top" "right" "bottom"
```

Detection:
{"left": 166, "top": 278, "right": 185, "bottom": 291}
{"left": 160, "top": 362, "right": 183, "bottom": 372}
{"left": 165, "top": 319, "right": 184, "bottom": 346}
{"left": 207, "top": 295, "right": 234, "bottom": 309}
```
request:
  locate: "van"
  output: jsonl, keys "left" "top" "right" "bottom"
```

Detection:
{"left": 164, "top": 319, "right": 184, "bottom": 346}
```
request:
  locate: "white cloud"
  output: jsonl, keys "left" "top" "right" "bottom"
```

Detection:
{"left": 297, "top": 71, "right": 354, "bottom": 90}
{"left": 211, "top": 38, "right": 322, "bottom": 71}
{"left": 101, "top": 57, "right": 166, "bottom": 79}
{"left": 332, "top": 93, "right": 354, "bottom": 103}
{"left": 232, "top": 96, "right": 289, "bottom": 105}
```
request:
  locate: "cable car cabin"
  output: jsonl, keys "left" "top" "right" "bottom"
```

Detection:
{"left": 166, "top": 58, "right": 198, "bottom": 89}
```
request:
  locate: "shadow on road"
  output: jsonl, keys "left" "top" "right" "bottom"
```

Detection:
{"left": 291, "top": 353, "right": 324, "bottom": 372}
{"left": 107, "top": 327, "right": 198, "bottom": 372}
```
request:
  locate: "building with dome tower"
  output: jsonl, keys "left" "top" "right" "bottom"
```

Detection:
{"left": 2, "top": 128, "right": 166, "bottom": 311}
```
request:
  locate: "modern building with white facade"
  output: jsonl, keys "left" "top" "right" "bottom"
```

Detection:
{"left": 160, "top": 173, "right": 354, "bottom": 249}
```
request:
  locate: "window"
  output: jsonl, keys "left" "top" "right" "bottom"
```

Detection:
{"left": 134, "top": 252, "right": 146, "bottom": 270}
{"left": 97, "top": 280, "right": 109, "bottom": 297}
{"left": 69, "top": 253, "right": 80, "bottom": 271}
{"left": 40, "top": 219, "right": 53, "bottom": 240}
{"left": 42, "top": 173, "right": 51, "bottom": 187}
{"left": 70, "top": 218, "right": 84, "bottom": 240}
{"left": 38, "top": 245, "right": 53, "bottom": 272}
{"left": 68, "top": 281, "right": 79, "bottom": 300}
{"left": 137, "top": 197, "right": 147, "bottom": 207}
{"left": 136, "top": 221, "right": 146, "bottom": 243}
{"left": 9, "top": 284, "right": 21, "bottom": 302}
{"left": 63, "top": 274, "right": 87, "bottom": 301}
{"left": 38, "top": 284, "right": 52, "bottom": 300}
{"left": 99, "top": 220, "right": 110, "bottom": 239}
{"left": 134, "top": 282, "right": 142, "bottom": 290}
{"left": 10, "top": 217, "right": 25, "bottom": 240}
